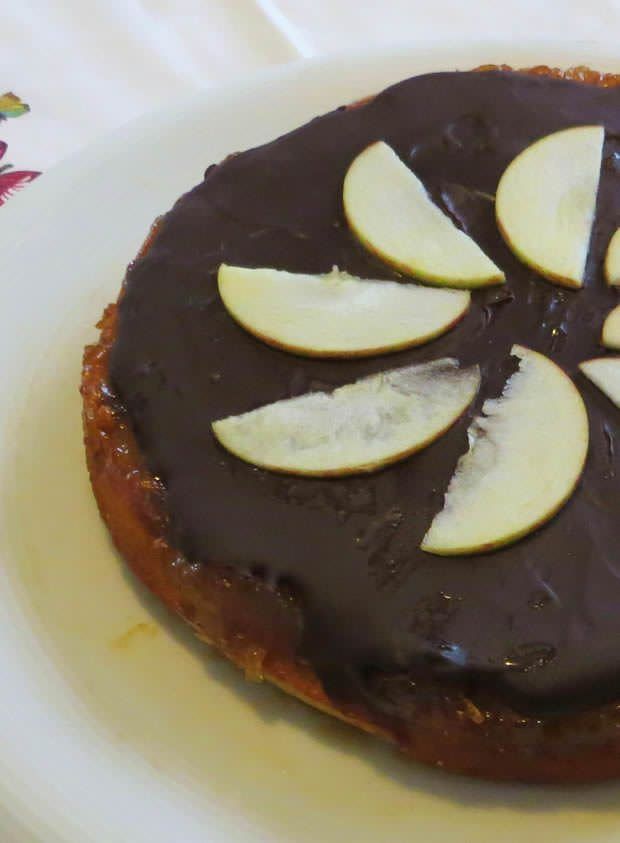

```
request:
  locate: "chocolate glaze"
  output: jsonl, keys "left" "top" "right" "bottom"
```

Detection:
{"left": 110, "top": 71, "right": 620, "bottom": 718}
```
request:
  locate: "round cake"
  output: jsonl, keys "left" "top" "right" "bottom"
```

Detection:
{"left": 82, "top": 64, "right": 620, "bottom": 782}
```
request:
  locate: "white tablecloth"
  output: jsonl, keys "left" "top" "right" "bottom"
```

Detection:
{"left": 3, "top": 0, "right": 620, "bottom": 174}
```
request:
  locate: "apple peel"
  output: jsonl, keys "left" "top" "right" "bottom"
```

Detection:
{"left": 218, "top": 264, "right": 471, "bottom": 357}
{"left": 604, "top": 228, "right": 620, "bottom": 286}
{"left": 496, "top": 125, "right": 604, "bottom": 289}
{"left": 343, "top": 141, "right": 505, "bottom": 289}
{"left": 212, "top": 359, "right": 480, "bottom": 477}
{"left": 580, "top": 358, "right": 620, "bottom": 408}
{"left": 422, "top": 345, "right": 589, "bottom": 556}
{"left": 602, "top": 304, "right": 620, "bottom": 350}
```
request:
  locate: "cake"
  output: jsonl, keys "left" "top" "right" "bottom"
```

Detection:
{"left": 82, "top": 64, "right": 620, "bottom": 782}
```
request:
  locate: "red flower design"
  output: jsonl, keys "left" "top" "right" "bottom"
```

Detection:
{"left": 0, "top": 139, "right": 40, "bottom": 206}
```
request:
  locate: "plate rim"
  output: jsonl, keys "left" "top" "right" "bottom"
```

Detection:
{"left": 2, "top": 38, "right": 620, "bottom": 843}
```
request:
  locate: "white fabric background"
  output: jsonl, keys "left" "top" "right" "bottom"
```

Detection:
{"left": 2, "top": 0, "right": 620, "bottom": 171}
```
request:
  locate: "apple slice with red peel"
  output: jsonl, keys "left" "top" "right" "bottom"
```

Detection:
{"left": 212, "top": 359, "right": 480, "bottom": 477}
{"left": 580, "top": 358, "right": 620, "bottom": 407}
{"left": 602, "top": 304, "right": 620, "bottom": 350}
{"left": 604, "top": 228, "right": 620, "bottom": 286}
{"left": 218, "top": 264, "right": 471, "bottom": 358}
{"left": 342, "top": 141, "right": 504, "bottom": 289}
{"left": 421, "top": 346, "right": 589, "bottom": 556}
{"left": 496, "top": 125, "right": 604, "bottom": 289}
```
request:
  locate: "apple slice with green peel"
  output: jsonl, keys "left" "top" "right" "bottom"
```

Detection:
{"left": 580, "top": 358, "right": 620, "bottom": 407}
{"left": 604, "top": 228, "right": 620, "bottom": 286}
{"left": 495, "top": 125, "right": 604, "bottom": 289}
{"left": 421, "top": 346, "right": 589, "bottom": 556}
{"left": 218, "top": 264, "right": 471, "bottom": 358}
{"left": 212, "top": 359, "right": 480, "bottom": 477}
{"left": 342, "top": 141, "right": 505, "bottom": 289}
{"left": 602, "top": 304, "right": 620, "bottom": 350}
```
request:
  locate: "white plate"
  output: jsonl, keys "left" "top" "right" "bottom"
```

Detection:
{"left": 2, "top": 40, "right": 620, "bottom": 843}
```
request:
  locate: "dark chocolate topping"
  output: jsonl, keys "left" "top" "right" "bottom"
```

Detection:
{"left": 110, "top": 71, "right": 620, "bottom": 717}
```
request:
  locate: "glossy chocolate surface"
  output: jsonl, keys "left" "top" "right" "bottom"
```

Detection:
{"left": 110, "top": 71, "right": 620, "bottom": 717}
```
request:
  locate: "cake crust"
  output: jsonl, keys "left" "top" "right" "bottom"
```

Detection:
{"left": 82, "top": 65, "right": 620, "bottom": 783}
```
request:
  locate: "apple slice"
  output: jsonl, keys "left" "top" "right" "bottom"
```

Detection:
{"left": 421, "top": 345, "right": 589, "bottom": 556}
{"left": 342, "top": 141, "right": 504, "bottom": 289}
{"left": 218, "top": 264, "right": 470, "bottom": 357}
{"left": 604, "top": 228, "right": 620, "bottom": 286}
{"left": 580, "top": 358, "right": 620, "bottom": 407}
{"left": 495, "top": 125, "right": 604, "bottom": 289}
{"left": 212, "top": 359, "right": 480, "bottom": 477}
{"left": 602, "top": 304, "right": 620, "bottom": 350}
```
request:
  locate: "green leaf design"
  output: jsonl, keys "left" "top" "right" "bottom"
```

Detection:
{"left": 0, "top": 93, "right": 30, "bottom": 120}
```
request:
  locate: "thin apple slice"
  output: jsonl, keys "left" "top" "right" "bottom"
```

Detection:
{"left": 580, "top": 358, "right": 620, "bottom": 407}
{"left": 212, "top": 359, "right": 480, "bottom": 477}
{"left": 495, "top": 125, "right": 604, "bottom": 289}
{"left": 421, "top": 346, "right": 589, "bottom": 556}
{"left": 602, "top": 304, "right": 620, "bottom": 350}
{"left": 342, "top": 141, "right": 504, "bottom": 289}
{"left": 604, "top": 228, "right": 620, "bottom": 286}
{"left": 218, "top": 264, "right": 471, "bottom": 357}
